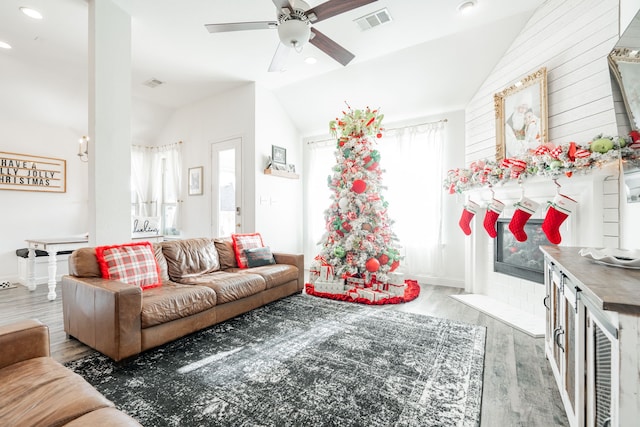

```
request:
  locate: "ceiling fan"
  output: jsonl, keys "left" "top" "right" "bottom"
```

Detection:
{"left": 205, "top": 0, "right": 378, "bottom": 72}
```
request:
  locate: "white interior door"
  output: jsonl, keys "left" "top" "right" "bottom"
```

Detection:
{"left": 211, "top": 138, "right": 242, "bottom": 237}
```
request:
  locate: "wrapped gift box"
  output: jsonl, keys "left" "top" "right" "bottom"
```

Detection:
{"left": 346, "top": 276, "right": 365, "bottom": 288}
{"left": 314, "top": 279, "right": 345, "bottom": 294}
{"left": 388, "top": 282, "right": 406, "bottom": 296}
{"left": 373, "top": 291, "right": 390, "bottom": 302}
{"left": 388, "top": 272, "right": 405, "bottom": 285}
{"left": 308, "top": 266, "right": 320, "bottom": 284}
{"left": 319, "top": 265, "right": 334, "bottom": 281}
{"left": 357, "top": 289, "right": 375, "bottom": 301}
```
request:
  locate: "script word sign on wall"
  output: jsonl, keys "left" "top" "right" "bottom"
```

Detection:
{"left": 0, "top": 151, "right": 67, "bottom": 193}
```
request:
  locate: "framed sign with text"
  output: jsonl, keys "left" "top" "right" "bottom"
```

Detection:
{"left": 0, "top": 152, "right": 66, "bottom": 193}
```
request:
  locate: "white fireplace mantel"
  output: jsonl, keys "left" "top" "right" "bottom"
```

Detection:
{"left": 461, "top": 162, "right": 621, "bottom": 323}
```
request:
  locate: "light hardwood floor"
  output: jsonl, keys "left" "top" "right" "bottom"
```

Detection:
{"left": 0, "top": 282, "right": 569, "bottom": 426}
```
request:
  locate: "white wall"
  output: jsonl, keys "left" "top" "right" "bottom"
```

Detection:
{"left": 156, "top": 83, "right": 256, "bottom": 239}
{"left": 254, "top": 85, "right": 303, "bottom": 253}
{"left": 156, "top": 82, "right": 303, "bottom": 254}
{"left": 0, "top": 118, "right": 88, "bottom": 283}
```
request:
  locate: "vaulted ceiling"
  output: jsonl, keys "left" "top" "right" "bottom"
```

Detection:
{"left": 0, "top": 0, "right": 544, "bottom": 140}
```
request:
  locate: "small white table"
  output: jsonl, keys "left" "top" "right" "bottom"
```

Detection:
{"left": 25, "top": 237, "right": 89, "bottom": 301}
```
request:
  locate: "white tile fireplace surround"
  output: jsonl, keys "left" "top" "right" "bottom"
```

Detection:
{"left": 460, "top": 164, "right": 620, "bottom": 332}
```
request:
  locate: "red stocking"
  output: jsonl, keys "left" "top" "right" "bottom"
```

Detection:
{"left": 542, "top": 194, "right": 577, "bottom": 244}
{"left": 458, "top": 200, "right": 480, "bottom": 236}
{"left": 483, "top": 199, "right": 505, "bottom": 238}
{"left": 508, "top": 197, "right": 539, "bottom": 242}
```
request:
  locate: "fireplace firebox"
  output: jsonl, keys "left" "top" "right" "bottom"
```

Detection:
{"left": 494, "top": 219, "right": 551, "bottom": 284}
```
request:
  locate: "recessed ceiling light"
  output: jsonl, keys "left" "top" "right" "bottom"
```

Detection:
{"left": 19, "top": 7, "right": 43, "bottom": 20}
{"left": 457, "top": 1, "right": 476, "bottom": 13}
{"left": 0, "top": 41, "right": 12, "bottom": 49}
{"left": 304, "top": 57, "right": 317, "bottom": 65}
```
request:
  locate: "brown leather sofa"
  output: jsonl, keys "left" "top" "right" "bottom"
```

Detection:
{"left": 0, "top": 319, "right": 141, "bottom": 426}
{"left": 61, "top": 238, "right": 304, "bottom": 361}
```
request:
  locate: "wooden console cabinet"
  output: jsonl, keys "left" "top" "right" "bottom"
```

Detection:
{"left": 541, "top": 246, "right": 640, "bottom": 427}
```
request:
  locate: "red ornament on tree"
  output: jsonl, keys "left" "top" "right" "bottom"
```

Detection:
{"left": 378, "top": 254, "right": 389, "bottom": 265}
{"left": 390, "top": 260, "right": 400, "bottom": 271}
{"left": 352, "top": 179, "right": 366, "bottom": 194}
{"left": 365, "top": 258, "right": 380, "bottom": 272}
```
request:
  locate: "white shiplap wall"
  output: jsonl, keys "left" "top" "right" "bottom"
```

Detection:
{"left": 463, "top": 0, "right": 623, "bottom": 304}
{"left": 466, "top": 0, "right": 619, "bottom": 163}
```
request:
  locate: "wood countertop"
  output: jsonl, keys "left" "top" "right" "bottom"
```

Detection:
{"left": 540, "top": 246, "right": 640, "bottom": 314}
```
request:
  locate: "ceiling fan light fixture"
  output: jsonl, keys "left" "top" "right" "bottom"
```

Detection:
{"left": 277, "top": 19, "right": 310, "bottom": 51}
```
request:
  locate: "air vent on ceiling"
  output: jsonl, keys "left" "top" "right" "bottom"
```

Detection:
{"left": 143, "top": 78, "right": 164, "bottom": 88}
{"left": 354, "top": 8, "right": 392, "bottom": 31}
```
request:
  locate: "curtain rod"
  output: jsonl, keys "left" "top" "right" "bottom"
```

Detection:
{"left": 384, "top": 118, "right": 447, "bottom": 132}
{"left": 133, "top": 140, "right": 183, "bottom": 149}
{"left": 307, "top": 118, "right": 448, "bottom": 145}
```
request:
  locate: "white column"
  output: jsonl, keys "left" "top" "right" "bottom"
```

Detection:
{"left": 87, "top": 0, "right": 132, "bottom": 246}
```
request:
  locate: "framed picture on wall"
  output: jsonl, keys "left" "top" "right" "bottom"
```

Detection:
{"left": 494, "top": 67, "right": 548, "bottom": 162}
{"left": 188, "top": 166, "right": 203, "bottom": 196}
{"left": 272, "top": 145, "right": 287, "bottom": 165}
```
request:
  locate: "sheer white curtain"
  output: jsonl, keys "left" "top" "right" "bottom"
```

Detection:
{"left": 304, "top": 139, "right": 336, "bottom": 267}
{"left": 158, "top": 143, "right": 182, "bottom": 234}
{"left": 131, "top": 143, "right": 182, "bottom": 235}
{"left": 304, "top": 120, "right": 446, "bottom": 278}
{"left": 378, "top": 121, "right": 446, "bottom": 277}
{"left": 131, "top": 145, "right": 160, "bottom": 217}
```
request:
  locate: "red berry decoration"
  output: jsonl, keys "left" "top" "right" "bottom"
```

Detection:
{"left": 365, "top": 258, "right": 380, "bottom": 272}
{"left": 352, "top": 179, "right": 366, "bottom": 194}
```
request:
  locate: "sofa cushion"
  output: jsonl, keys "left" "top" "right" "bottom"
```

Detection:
{"left": 96, "top": 242, "right": 162, "bottom": 290}
{"left": 0, "top": 357, "right": 114, "bottom": 426}
{"left": 64, "top": 407, "right": 142, "bottom": 426}
{"left": 69, "top": 247, "right": 102, "bottom": 278}
{"left": 180, "top": 271, "right": 266, "bottom": 304}
{"left": 231, "top": 233, "right": 264, "bottom": 268}
{"left": 245, "top": 246, "right": 276, "bottom": 267}
{"left": 153, "top": 243, "right": 170, "bottom": 282}
{"left": 141, "top": 283, "right": 218, "bottom": 328}
{"left": 214, "top": 238, "right": 237, "bottom": 269}
{"left": 161, "top": 238, "right": 220, "bottom": 281}
{"left": 241, "top": 264, "right": 299, "bottom": 289}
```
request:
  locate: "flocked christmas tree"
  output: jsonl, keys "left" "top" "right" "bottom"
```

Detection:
{"left": 311, "top": 105, "right": 402, "bottom": 284}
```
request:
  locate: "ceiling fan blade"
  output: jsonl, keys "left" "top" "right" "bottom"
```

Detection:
{"left": 306, "top": 0, "right": 378, "bottom": 23}
{"left": 309, "top": 28, "right": 354, "bottom": 66}
{"left": 205, "top": 21, "right": 277, "bottom": 33}
{"left": 268, "top": 43, "right": 291, "bottom": 72}
{"left": 271, "top": 0, "right": 292, "bottom": 11}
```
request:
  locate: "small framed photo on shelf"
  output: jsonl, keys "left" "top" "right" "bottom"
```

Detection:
{"left": 272, "top": 145, "right": 287, "bottom": 165}
{"left": 188, "top": 166, "right": 203, "bottom": 196}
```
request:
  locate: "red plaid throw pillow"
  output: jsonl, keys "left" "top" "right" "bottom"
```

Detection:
{"left": 231, "top": 233, "right": 264, "bottom": 268}
{"left": 95, "top": 242, "right": 162, "bottom": 290}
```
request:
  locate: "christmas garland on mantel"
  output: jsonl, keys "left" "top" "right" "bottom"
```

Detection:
{"left": 443, "top": 131, "right": 640, "bottom": 194}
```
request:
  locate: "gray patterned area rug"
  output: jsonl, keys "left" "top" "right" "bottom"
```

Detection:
{"left": 66, "top": 294, "right": 486, "bottom": 426}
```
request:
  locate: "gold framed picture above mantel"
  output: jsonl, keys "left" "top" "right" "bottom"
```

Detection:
{"left": 0, "top": 151, "right": 66, "bottom": 193}
{"left": 494, "top": 67, "right": 548, "bottom": 162}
